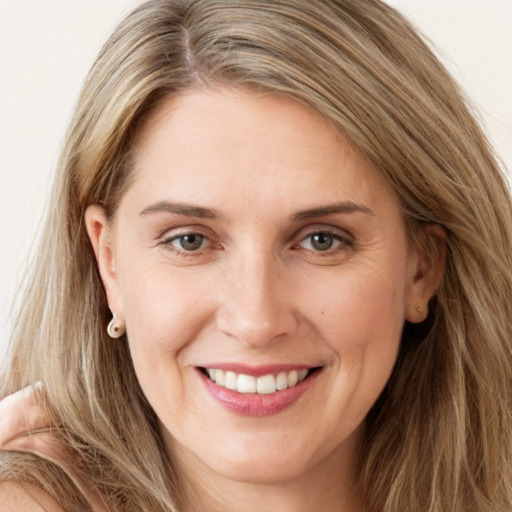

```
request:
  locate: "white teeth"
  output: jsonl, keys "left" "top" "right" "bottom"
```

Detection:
{"left": 205, "top": 368, "right": 311, "bottom": 395}
{"left": 257, "top": 374, "right": 276, "bottom": 394}
{"left": 238, "top": 374, "right": 257, "bottom": 393}
{"left": 225, "top": 371, "right": 238, "bottom": 390}
{"left": 215, "top": 370, "right": 225, "bottom": 386}
{"left": 276, "top": 372, "right": 288, "bottom": 391}
{"left": 288, "top": 370, "right": 298, "bottom": 387}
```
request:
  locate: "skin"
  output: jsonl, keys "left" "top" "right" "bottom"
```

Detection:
{"left": 86, "top": 89, "right": 445, "bottom": 512}
{"left": 0, "top": 482, "right": 66, "bottom": 512}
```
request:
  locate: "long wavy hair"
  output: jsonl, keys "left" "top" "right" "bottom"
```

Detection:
{"left": 2, "top": 1, "right": 512, "bottom": 510}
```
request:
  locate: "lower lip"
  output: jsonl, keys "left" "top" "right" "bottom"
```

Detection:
{"left": 198, "top": 369, "right": 320, "bottom": 416}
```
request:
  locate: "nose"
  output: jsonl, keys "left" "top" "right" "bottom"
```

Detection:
{"left": 216, "top": 250, "right": 299, "bottom": 348}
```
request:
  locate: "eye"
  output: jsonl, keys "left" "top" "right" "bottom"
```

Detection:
{"left": 298, "top": 230, "right": 352, "bottom": 253}
{"left": 168, "top": 233, "right": 206, "bottom": 251}
{"left": 305, "top": 232, "right": 336, "bottom": 251}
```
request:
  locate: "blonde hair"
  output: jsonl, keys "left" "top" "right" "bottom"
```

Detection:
{"left": 2, "top": 0, "right": 512, "bottom": 510}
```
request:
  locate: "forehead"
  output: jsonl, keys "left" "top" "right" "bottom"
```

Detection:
{"left": 124, "top": 88, "right": 396, "bottom": 217}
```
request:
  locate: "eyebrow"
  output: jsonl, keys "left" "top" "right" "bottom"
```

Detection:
{"left": 291, "top": 201, "right": 375, "bottom": 221}
{"left": 139, "top": 200, "right": 375, "bottom": 221}
{"left": 140, "top": 201, "right": 218, "bottom": 219}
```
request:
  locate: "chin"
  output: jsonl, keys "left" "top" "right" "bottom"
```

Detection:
{"left": 200, "top": 433, "right": 326, "bottom": 484}
{"left": 210, "top": 456, "right": 309, "bottom": 485}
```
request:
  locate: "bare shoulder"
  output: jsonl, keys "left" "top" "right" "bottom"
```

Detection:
{"left": 0, "top": 480, "right": 66, "bottom": 512}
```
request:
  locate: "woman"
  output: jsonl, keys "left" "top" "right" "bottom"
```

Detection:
{"left": 1, "top": 0, "right": 511, "bottom": 510}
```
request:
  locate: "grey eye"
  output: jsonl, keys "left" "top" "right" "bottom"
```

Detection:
{"left": 308, "top": 233, "right": 335, "bottom": 251}
{"left": 174, "top": 234, "right": 204, "bottom": 251}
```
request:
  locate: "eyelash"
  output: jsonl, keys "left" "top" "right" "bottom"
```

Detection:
{"left": 158, "top": 227, "right": 354, "bottom": 258}
{"left": 159, "top": 231, "right": 212, "bottom": 258}
{"left": 294, "top": 229, "right": 354, "bottom": 256}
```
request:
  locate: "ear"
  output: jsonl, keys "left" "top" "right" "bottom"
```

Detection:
{"left": 405, "top": 223, "right": 446, "bottom": 323}
{"left": 85, "top": 205, "right": 124, "bottom": 318}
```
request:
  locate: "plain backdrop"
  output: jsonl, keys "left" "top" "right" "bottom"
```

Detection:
{"left": 1, "top": 0, "right": 511, "bottom": 357}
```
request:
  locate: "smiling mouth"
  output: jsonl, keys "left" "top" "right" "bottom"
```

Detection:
{"left": 199, "top": 367, "right": 322, "bottom": 395}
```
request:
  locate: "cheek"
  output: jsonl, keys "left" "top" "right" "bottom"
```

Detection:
{"left": 309, "top": 263, "right": 407, "bottom": 349}
{"left": 115, "top": 259, "right": 216, "bottom": 417}
{"left": 117, "top": 255, "right": 214, "bottom": 357}
{"left": 311, "top": 269, "right": 406, "bottom": 423}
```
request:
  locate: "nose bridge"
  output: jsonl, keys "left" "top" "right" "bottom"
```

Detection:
{"left": 217, "top": 246, "right": 297, "bottom": 347}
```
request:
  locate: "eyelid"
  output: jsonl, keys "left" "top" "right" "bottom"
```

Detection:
{"left": 294, "top": 223, "right": 355, "bottom": 243}
{"left": 157, "top": 223, "right": 210, "bottom": 239}
{"left": 160, "top": 228, "right": 206, "bottom": 241}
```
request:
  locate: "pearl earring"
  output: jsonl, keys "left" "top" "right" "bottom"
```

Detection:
{"left": 107, "top": 313, "right": 125, "bottom": 339}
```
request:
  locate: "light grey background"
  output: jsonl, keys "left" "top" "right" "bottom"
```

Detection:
{"left": 1, "top": 0, "right": 511, "bottom": 358}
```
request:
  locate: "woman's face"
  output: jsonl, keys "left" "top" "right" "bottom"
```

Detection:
{"left": 87, "top": 89, "right": 440, "bottom": 486}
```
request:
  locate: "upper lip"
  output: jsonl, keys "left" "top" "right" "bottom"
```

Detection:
{"left": 196, "top": 363, "right": 321, "bottom": 377}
